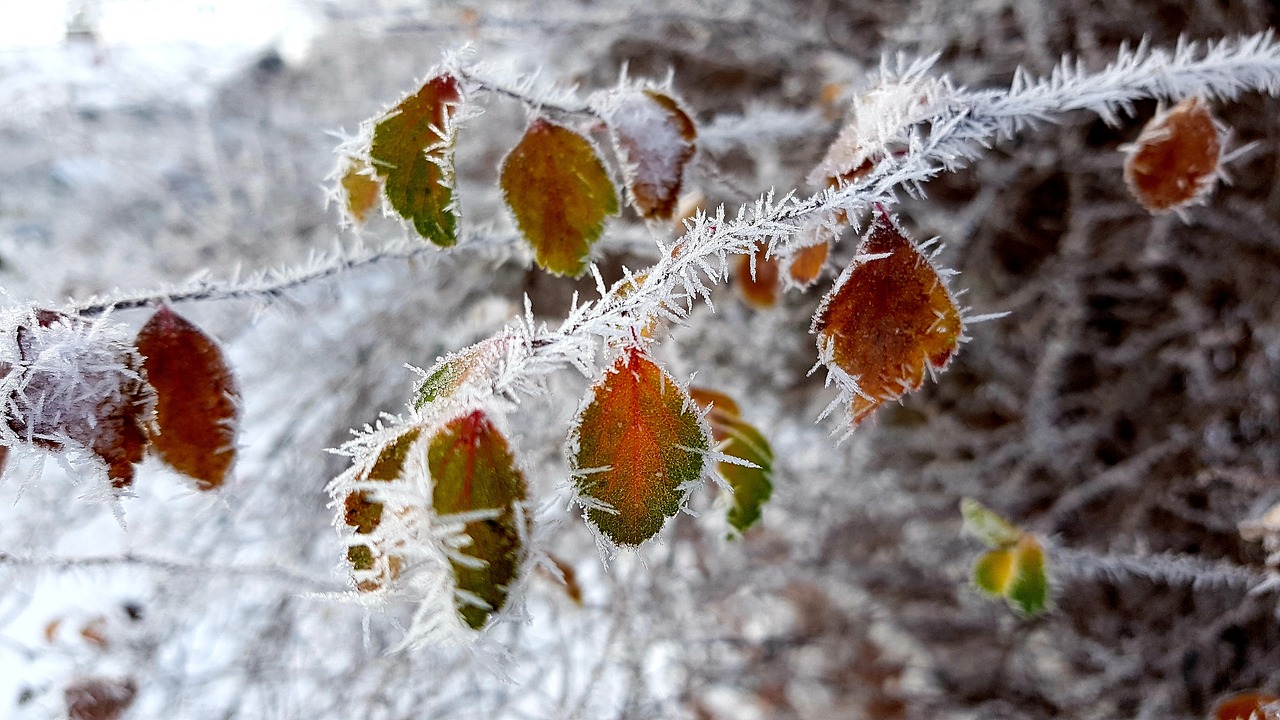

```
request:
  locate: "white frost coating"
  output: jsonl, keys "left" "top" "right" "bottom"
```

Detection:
{"left": 595, "top": 86, "right": 695, "bottom": 215}
{"left": 0, "top": 307, "right": 153, "bottom": 491}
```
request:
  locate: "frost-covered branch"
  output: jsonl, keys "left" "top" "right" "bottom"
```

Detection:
{"left": 1052, "top": 546, "right": 1275, "bottom": 596}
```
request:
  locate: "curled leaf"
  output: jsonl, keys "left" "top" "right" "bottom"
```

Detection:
{"left": 370, "top": 74, "right": 462, "bottom": 246}
{"left": 429, "top": 410, "right": 529, "bottom": 629}
{"left": 1124, "top": 96, "right": 1222, "bottom": 213}
{"left": 812, "top": 213, "right": 963, "bottom": 426}
{"left": 690, "top": 386, "right": 773, "bottom": 533}
{"left": 605, "top": 89, "right": 697, "bottom": 220}
{"left": 135, "top": 306, "right": 240, "bottom": 490}
{"left": 570, "top": 349, "right": 709, "bottom": 546}
{"left": 501, "top": 117, "right": 618, "bottom": 276}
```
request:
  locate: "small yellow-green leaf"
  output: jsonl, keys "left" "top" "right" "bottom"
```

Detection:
{"left": 370, "top": 74, "right": 462, "bottom": 246}
{"left": 1006, "top": 535, "right": 1049, "bottom": 616}
{"left": 429, "top": 410, "right": 529, "bottom": 629}
{"left": 960, "top": 498, "right": 1023, "bottom": 549}
{"left": 501, "top": 117, "right": 618, "bottom": 277}
{"left": 571, "top": 349, "right": 709, "bottom": 546}
{"left": 972, "top": 547, "right": 1016, "bottom": 597}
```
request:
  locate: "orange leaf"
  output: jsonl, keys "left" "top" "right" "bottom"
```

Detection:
{"left": 570, "top": 349, "right": 709, "bottom": 546}
{"left": 812, "top": 213, "right": 963, "bottom": 426}
{"left": 338, "top": 156, "right": 382, "bottom": 225}
{"left": 501, "top": 117, "right": 618, "bottom": 276}
{"left": 736, "top": 241, "right": 780, "bottom": 308}
{"left": 1124, "top": 96, "right": 1222, "bottom": 213}
{"left": 606, "top": 90, "right": 697, "bottom": 220}
{"left": 429, "top": 410, "right": 529, "bottom": 629}
{"left": 370, "top": 74, "right": 462, "bottom": 246}
{"left": 785, "top": 218, "right": 835, "bottom": 289}
{"left": 135, "top": 306, "right": 239, "bottom": 490}
{"left": 1216, "top": 692, "right": 1280, "bottom": 720}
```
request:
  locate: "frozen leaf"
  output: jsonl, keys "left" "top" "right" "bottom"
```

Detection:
{"left": 785, "top": 218, "right": 835, "bottom": 289}
{"left": 736, "top": 241, "right": 780, "bottom": 308}
{"left": 135, "top": 306, "right": 239, "bottom": 491}
{"left": 501, "top": 117, "right": 618, "bottom": 277}
{"left": 7, "top": 311, "right": 153, "bottom": 488}
{"left": 606, "top": 89, "right": 697, "bottom": 220}
{"left": 690, "top": 386, "right": 773, "bottom": 533}
{"left": 960, "top": 498, "right": 1023, "bottom": 548}
{"left": 1006, "top": 535, "right": 1049, "bottom": 616}
{"left": 370, "top": 74, "right": 462, "bottom": 246}
{"left": 571, "top": 349, "right": 709, "bottom": 546}
{"left": 338, "top": 157, "right": 382, "bottom": 225}
{"left": 65, "top": 677, "right": 136, "bottom": 720}
{"left": 413, "top": 341, "right": 505, "bottom": 410}
{"left": 812, "top": 213, "right": 963, "bottom": 425}
{"left": 1216, "top": 692, "right": 1280, "bottom": 720}
{"left": 429, "top": 410, "right": 529, "bottom": 629}
{"left": 344, "top": 428, "right": 420, "bottom": 589}
{"left": 1124, "top": 96, "right": 1222, "bottom": 213}
{"left": 972, "top": 547, "right": 1016, "bottom": 597}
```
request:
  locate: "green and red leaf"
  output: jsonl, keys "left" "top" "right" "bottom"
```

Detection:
{"left": 428, "top": 410, "right": 529, "bottom": 629}
{"left": 370, "top": 74, "right": 462, "bottom": 246}
{"left": 501, "top": 117, "right": 618, "bottom": 276}
{"left": 571, "top": 349, "right": 710, "bottom": 546}
{"left": 135, "top": 306, "right": 239, "bottom": 491}
{"left": 812, "top": 212, "right": 963, "bottom": 425}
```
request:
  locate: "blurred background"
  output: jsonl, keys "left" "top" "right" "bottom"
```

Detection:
{"left": 2, "top": 1, "right": 1280, "bottom": 718}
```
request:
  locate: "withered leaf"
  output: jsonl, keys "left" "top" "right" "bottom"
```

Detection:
{"left": 65, "top": 677, "right": 137, "bottom": 720}
{"left": 338, "top": 156, "right": 382, "bottom": 225}
{"left": 501, "top": 117, "right": 618, "bottom": 277}
{"left": 1124, "top": 96, "right": 1222, "bottom": 213}
{"left": 736, "top": 241, "right": 780, "bottom": 309}
{"left": 135, "top": 306, "right": 239, "bottom": 490}
{"left": 607, "top": 90, "right": 697, "bottom": 220}
{"left": 571, "top": 349, "right": 709, "bottom": 546}
{"left": 429, "top": 410, "right": 528, "bottom": 629}
{"left": 370, "top": 74, "right": 462, "bottom": 246}
{"left": 812, "top": 213, "right": 962, "bottom": 426}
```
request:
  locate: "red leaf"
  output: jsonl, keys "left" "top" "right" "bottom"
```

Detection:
{"left": 570, "top": 349, "right": 710, "bottom": 546}
{"left": 1215, "top": 692, "right": 1280, "bottom": 720}
{"left": 370, "top": 74, "right": 462, "bottom": 246}
{"left": 501, "top": 117, "right": 619, "bottom": 276}
{"left": 65, "top": 677, "right": 137, "bottom": 720}
{"left": 812, "top": 213, "right": 963, "bottom": 426}
{"left": 135, "top": 306, "right": 239, "bottom": 490}
{"left": 606, "top": 90, "right": 698, "bottom": 220}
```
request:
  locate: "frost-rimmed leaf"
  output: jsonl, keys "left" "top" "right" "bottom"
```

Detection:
{"left": 1123, "top": 96, "right": 1223, "bottom": 213}
{"left": 412, "top": 338, "right": 506, "bottom": 410}
{"left": 1214, "top": 692, "right": 1280, "bottom": 720}
{"left": 812, "top": 212, "right": 963, "bottom": 427}
{"left": 3, "top": 309, "right": 154, "bottom": 489}
{"left": 135, "top": 306, "right": 240, "bottom": 491}
{"left": 337, "top": 156, "right": 382, "bottom": 226}
{"left": 569, "top": 348, "right": 710, "bottom": 547}
{"left": 343, "top": 427, "right": 421, "bottom": 592}
{"left": 370, "top": 73, "right": 463, "bottom": 246}
{"left": 603, "top": 89, "right": 697, "bottom": 220}
{"left": 428, "top": 409, "right": 528, "bottom": 630}
{"left": 783, "top": 216, "right": 836, "bottom": 289}
{"left": 689, "top": 386, "right": 773, "bottom": 533}
{"left": 500, "top": 117, "right": 618, "bottom": 277}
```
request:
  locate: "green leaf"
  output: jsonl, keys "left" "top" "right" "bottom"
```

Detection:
{"left": 415, "top": 357, "right": 468, "bottom": 409}
{"left": 960, "top": 498, "right": 1023, "bottom": 549}
{"left": 344, "top": 428, "right": 421, "bottom": 592}
{"left": 429, "top": 410, "right": 529, "bottom": 630}
{"left": 500, "top": 117, "right": 618, "bottom": 277}
{"left": 1006, "top": 535, "right": 1049, "bottom": 616}
{"left": 571, "top": 349, "right": 709, "bottom": 546}
{"left": 370, "top": 74, "right": 462, "bottom": 246}
{"left": 688, "top": 386, "right": 773, "bottom": 533}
